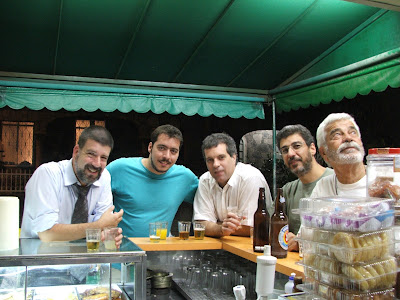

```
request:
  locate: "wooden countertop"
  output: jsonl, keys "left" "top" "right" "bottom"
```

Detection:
{"left": 220, "top": 236, "right": 304, "bottom": 277}
{"left": 129, "top": 236, "right": 222, "bottom": 251}
{"left": 129, "top": 236, "right": 303, "bottom": 277}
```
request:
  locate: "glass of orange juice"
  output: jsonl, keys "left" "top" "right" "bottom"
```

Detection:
{"left": 156, "top": 221, "right": 168, "bottom": 240}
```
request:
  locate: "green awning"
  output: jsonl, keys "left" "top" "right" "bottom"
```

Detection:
{"left": 0, "top": 85, "right": 266, "bottom": 119}
{"left": 273, "top": 54, "right": 400, "bottom": 113}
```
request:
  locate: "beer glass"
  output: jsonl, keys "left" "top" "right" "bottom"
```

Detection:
{"left": 149, "top": 222, "right": 161, "bottom": 242}
{"left": 103, "top": 227, "right": 119, "bottom": 251}
{"left": 86, "top": 228, "right": 101, "bottom": 252}
{"left": 193, "top": 221, "right": 205, "bottom": 240}
{"left": 178, "top": 221, "right": 191, "bottom": 240}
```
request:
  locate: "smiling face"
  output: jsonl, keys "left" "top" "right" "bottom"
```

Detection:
{"left": 147, "top": 133, "right": 180, "bottom": 174}
{"left": 204, "top": 143, "right": 237, "bottom": 188}
{"left": 321, "top": 119, "right": 365, "bottom": 165}
{"left": 279, "top": 133, "right": 314, "bottom": 177}
{"left": 72, "top": 139, "right": 111, "bottom": 186}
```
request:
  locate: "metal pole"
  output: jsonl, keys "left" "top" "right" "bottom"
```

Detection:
{"left": 272, "top": 97, "right": 276, "bottom": 200}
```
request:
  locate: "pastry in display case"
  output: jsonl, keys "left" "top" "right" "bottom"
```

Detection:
{"left": 297, "top": 196, "right": 397, "bottom": 299}
{"left": 0, "top": 238, "right": 146, "bottom": 300}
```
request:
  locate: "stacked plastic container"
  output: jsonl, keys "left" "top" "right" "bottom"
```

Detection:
{"left": 366, "top": 148, "right": 400, "bottom": 298}
{"left": 297, "top": 196, "right": 397, "bottom": 299}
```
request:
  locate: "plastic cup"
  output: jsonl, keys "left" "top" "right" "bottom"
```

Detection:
{"left": 104, "top": 227, "right": 119, "bottom": 251}
{"left": 86, "top": 228, "right": 101, "bottom": 252}
{"left": 149, "top": 222, "right": 161, "bottom": 242}
{"left": 156, "top": 221, "right": 168, "bottom": 240}
{"left": 178, "top": 221, "right": 191, "bottom": 240}
{"left": 193, "top": 221, "right": 205, "bottom": 240}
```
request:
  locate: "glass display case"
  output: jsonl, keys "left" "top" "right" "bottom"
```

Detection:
{"left": 146, "top": 249, "right": 288, "bottom": 300}
{"left": 0, "top": 237, "right": 146, "bottom": 300}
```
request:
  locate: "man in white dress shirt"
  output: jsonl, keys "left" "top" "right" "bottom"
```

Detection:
{"left": 21, "top": 126, "right": 123, "bottom": 244}
{"left": 193, "top": 133, "right": 273, "bottom": 237}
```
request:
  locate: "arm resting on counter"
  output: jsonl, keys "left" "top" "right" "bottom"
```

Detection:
{"left": 38, "top": 206, "right": 123, "bottom": 242}
{"left": 201, "top": 217, "right": 250, "bottom": 238}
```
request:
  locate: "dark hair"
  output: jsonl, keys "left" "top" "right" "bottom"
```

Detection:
{"left": 150, "top": 124, "right": 183, "bottom": 148}
{"left": 201, "top": 133, "right": 237, "bottom": 160}
{"left": 78, "top": 125, "right": 114, "bottom": 150}
{"left": 276, "top": 124, "right": 315, "bottom": 149}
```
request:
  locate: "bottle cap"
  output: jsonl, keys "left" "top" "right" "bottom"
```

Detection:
{"left": 233, "top": 285, "right": 246, "bottom": 300}
{"left": 263, "top": 245, "right": 271, "bottom": 256}
{"left": 368, "top": 148, "right": 400, "bottom": 155}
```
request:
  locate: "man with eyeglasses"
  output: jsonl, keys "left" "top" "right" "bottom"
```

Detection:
{"left": 277, "top": 124, "right": 333, "bottom": 251}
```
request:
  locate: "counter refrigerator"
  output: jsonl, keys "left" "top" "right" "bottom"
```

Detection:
{"left": 0, "top": 237, "right": 146, "bottom": 300}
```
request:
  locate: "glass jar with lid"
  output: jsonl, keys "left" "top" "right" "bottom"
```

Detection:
{"left": 367, "top": 148, "right": 400, "bottom": 202}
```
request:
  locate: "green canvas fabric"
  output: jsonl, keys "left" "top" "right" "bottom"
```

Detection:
{"left": 274, "top": 58, "right": 400, "bottom": 113}
{"left": 0, "top": 86, "right": 265, "bottom": 119}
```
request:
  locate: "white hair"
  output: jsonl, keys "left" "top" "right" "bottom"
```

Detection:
{"left": 316, "top": 113, "right": 361, "bottom": 148}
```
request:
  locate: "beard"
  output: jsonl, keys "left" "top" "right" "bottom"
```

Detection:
{"left": 326, "top": 141, "right": 365, "bottom": 165}
{"left": 288, "top": 151, "right": 313, "bottom": 177}
{"left": 74, "top": 155, "right": 102, "bottom": 185}
{"left": 150, "top": 152, "right": 171, "bottom": 174}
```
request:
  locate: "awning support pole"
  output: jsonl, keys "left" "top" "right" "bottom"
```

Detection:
{"left": 272, "top": 96, "right": 277, "bottom": 200}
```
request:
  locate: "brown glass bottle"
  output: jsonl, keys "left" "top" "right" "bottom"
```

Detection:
{"left": 253, "top": 187, "right": 270, "bottom": 253}
{"left": 270, "top": 188, "right": 288, "bottom": 258}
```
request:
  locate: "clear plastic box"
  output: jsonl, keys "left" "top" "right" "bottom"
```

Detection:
{"left": 298, "top": 228, "right": 394, "bottom": 264}
{"left": 299, "top": 197, "right": 394, "bottom": 232}
{"left": 298, "top": 282, "right": 395, "bottom": 299}
{"left": 299, "top": 256, "right": 397, "bottom": 292}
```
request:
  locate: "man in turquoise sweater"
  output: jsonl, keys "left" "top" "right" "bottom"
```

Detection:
{"left": 106, "top": 125, "right": 199, "bottom": 237}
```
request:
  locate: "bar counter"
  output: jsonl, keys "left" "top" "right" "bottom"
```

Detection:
{"left": 129, "top": 236, "right": 303, "bottom": 277}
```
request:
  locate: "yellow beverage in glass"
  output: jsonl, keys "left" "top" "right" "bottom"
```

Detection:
{"left": 157, "top": 228, "right": 168, "bottom": 240}
{"left": 194, "top": 228, "right": 205, "bottom": 240}
{"left": 150, "top": 235, "right": 160, "bottom": 242}
{"left": 86, "top": 240, "right": 100, "bottom": 252}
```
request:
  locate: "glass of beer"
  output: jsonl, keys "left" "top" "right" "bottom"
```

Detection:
{"left": 156, "top": 221, "right": 168, "bottom": 240}
{"left": 104, "top": 227, "right": 119, "bottom": 251}
{"left": 178, "top": 221, "right": 191, "bottom": 240}
{"left": 86, "top": 228, "right": 101, "bottom": 252}
{"left": 193, "top": 221, "right": 205, "bottom": 240}
{"left": 149, "top": 222, "right": 161, "bottom": 242}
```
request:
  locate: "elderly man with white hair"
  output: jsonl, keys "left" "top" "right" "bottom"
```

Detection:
{"left": 310, "top": 113, "right": 366, "bottom": 198}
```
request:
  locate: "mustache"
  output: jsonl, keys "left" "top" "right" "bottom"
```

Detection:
{"left": 159, "top": 159, "right": 171, "bottom": 164}
{"left": 288, "top": 157, "right": 302, "bottom": 163}
{"left": 337, "top": 142, "right": 361, "bottom": 152}
{"left": 85, "top": 164, "right": 102, "bottom": 173}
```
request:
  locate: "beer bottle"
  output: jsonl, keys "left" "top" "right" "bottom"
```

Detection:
{"left": 270, "top": 188, "right": 288, "bottom": 258}
{"left": 253, "top": 187, "right": 270, "bottom": 253}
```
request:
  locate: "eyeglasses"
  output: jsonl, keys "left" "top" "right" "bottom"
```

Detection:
{"left": 280, "top": 142, "right": 305, "bottom": 155}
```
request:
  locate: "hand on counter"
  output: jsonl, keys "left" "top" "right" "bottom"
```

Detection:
{"left": 101, "top": 227, "right": 123, "bottom": 249}
{"left": 287, "top": 232, "right": 299, "bottom": 252}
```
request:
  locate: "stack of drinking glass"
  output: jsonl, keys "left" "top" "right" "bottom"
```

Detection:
{"left": 296, "top": 196, "right": 397, "bottom": 299}
{"left": 171, "top": 250, "right": 257, "bottom": 299}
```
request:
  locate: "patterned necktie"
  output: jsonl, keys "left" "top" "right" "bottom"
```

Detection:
{"left": 71, "top": 183, "right": 91, "bottom": 224}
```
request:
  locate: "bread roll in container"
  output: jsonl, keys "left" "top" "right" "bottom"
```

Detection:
{"left": 297, "top": 196, "right": 397, "bottom": 299}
